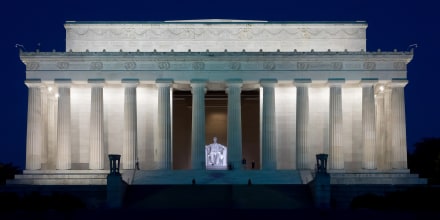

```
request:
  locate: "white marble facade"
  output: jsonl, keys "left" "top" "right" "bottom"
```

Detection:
{"left": 21, "top": 20, "right": 412, "bottom": 173}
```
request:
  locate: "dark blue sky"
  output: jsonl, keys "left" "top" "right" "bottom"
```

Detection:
{"left": 1, "top": 0, "right": 439, "bottom": 169}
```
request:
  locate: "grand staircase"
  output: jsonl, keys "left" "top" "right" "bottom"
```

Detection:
{"left": 131, "top": 170, "right": 303, "bottom": 185}
{"left": 123, "top": 184, "right": 314, "bottom": 209}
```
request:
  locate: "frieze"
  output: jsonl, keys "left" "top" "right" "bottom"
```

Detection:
{"left": 229, "top": 61, "right": 241, "bottom": 70}
{"left": 67, "top": 26, "right": 366, "bottom": 41}
{"left": 297, "top": 62, "right": 309, "bottom": 70}
{"left": 263, "top": 61, "right": 276, "bottom": 70}
{"left": 332, "top": 62, "right": 343, "bottom": 70}
{"left": 192, "top": 61, "right": 205, "bottom": 70}
{"left": 158, "top": 61, "right": 170, "bottom": 70}
{"left": 124, "top": 61, "right": 136, "bottom": 70}
{"left": 393, "top": 62, "right": 406, "bottom": 70}
{"left": 345, "top": 63, "right": 362, "bottom": 69}
{"left": 56, "top": 62, "right": 69, "bottom": 70}
{"left": 26, "top": 62, "right": 40, "bottom": 70}
{"left": 363, "top": 62, "right": 376, "bottom": 70}
{"left": 90, "top": 62, "right": 103, "bottom": 70}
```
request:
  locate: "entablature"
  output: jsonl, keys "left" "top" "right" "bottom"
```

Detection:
{"left": 21, "top": 51, "right": 412, "bottom": 84}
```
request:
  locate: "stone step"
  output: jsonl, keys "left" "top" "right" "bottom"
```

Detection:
{"left": 14, "top": 174, "right": 108, "bottom": 179}
{"left": 132, "top": 170, "right": 303, "bottom": 185}
{"left": 7, "top": 170, "right": 110, "bottom": 185}
{"left": 124, "top": 185, "right": 314, "bottom": 209}
{"left": 23, "top": 170, "right": 110, "bottom": 174}
{"left": 330, "top": 172, "right": 428, "bottom": 184}
{"left": 7, "top": 178, "right": 107, "bottom": 185}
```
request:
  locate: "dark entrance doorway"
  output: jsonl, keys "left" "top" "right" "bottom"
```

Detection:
{"left": 172, "top": 89, "right": 260, "bottom": 169}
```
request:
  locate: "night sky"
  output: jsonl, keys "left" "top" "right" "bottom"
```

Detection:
{"left": 0, "top": 0, "right": 438, "bottom": 169}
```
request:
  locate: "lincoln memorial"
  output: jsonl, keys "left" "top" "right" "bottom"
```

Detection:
{"left": 12, "top": 20, "right": 426, "bottom": 185}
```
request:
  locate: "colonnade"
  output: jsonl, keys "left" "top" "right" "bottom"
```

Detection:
{"left": 24, "top": 79, "right": 408, "bottom": 171}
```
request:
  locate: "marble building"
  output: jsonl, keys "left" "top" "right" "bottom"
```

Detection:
{"left": 13, "top": 20, "right": 426, "bottom": 185}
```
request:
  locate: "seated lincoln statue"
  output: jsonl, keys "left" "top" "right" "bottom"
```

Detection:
{"left": 205, "top": 137, "right": 228, "bottom": 170}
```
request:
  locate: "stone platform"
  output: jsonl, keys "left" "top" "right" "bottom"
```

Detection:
{"left": 7, "top": 169, "right": 427, "bottom": 185}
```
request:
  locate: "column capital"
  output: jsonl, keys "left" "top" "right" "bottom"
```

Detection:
{"left": 226, "top": 79, "right": 243, "bottom": 87}
{"left": 389, "top": 79, "right": 408, "bottom": 88}
{"left": 88, "top": 79, "right": 105, "bottom": 87}
{"left": 294, "top": 78, "right": 312, "bottom": 87}
{"left": 327, "top": 78, "right": 345, "bottom": 87}
{"left": 260, "top": 79, "right": 277, "bottom": 87}
{"left": 360, "top": 78, "right": 378, "bottom": 87}
{"left": 121, "top": 79, "right": 139, "bottom": 87}
{"left": 25, "top": 79, "right": 42, "bottom": 87}
{"left": 54, "top": 79, "right": 72, "bottom": 87}
{"left": 156, "top": 79, "right": 174, "bottom": 87}
{"left": 190, "top": 79, "right": 207, "bottom": 86}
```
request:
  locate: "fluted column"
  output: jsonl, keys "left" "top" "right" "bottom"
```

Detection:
{"left": 41, "top": 87, "right": 48, "bottom": 167}
{"left": 361, "top": 80, "right": 377, "bottom": 170}
{"left": 295, "top": 80, "right": 310, "bottom": 169}
{"left": 329, "top": 79, "right": 344, "bottom": 170}
{"left": 384, "top": 87, "right": 392, "bottom": 169}
{"left": 191, "top": 80, "right": 206, "bottom": 169}
{"left": 156, "top": 79, "right": 173, "bottom": 170}
{"left": 226, "top": 79, "right": 243, "bottom": 170}
{"left": 375, "top": 85, "right": 386, "bottom": 170}
{"left": 122, "top": 79, "right": 139, "bottom": 170}
{"left": 47, "top": 87, "right": 58, "bottom": 169}
{"left": 56, "top": 79, "right": 72, "bottom": 170}
{"left": 89, "top": 79, "right": 105, "bottom": 170}
{"left": 25, "top": 79, "right": 43, "bottom": 170}
{"left": 260, "top": 79, "right": 277, "bottom": 170}
{"left": 390, "top": 80, "right": 408, "bottom": 169}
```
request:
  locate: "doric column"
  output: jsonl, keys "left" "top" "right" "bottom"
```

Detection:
{"left": 156, "top": 79, "right": 173, "bottom": 170}
{"left": 190, "top": 80, "right": 206, "bottom": 169}
{"left": 390, "top": 79, "right": 408, "bottom": 169}
{"left": 384, "top": 87, "right": 393, "bottom": 169}
{"left": 226, "top": 79, "right": 243, "bottom": 170}
{"left": 56, "top": 79, "right": 72, "bottom": 170}
{"left": 295, "top": 79, "right": 311, "bottom": 169}
{"left": 47, "top": 86, "right": 58, "bottom": 169}
{"left": 25, "top": 79, "right": 43, "bottom": 170}
{"left": 89, "top": 79, "right": 105, "bottom": 170}
{"left": 122, "top": 79, "right": 139, "bottom": 170}
{"left": 260, "top": 79, "right": 277, "bottom": 170}
{"left": 41, "top": 87, "right": 48, "bottom": 167}
{"left": 328, "top": 79, "right": 344, "bottom": 170}
{"left": 361, "top": 79, "right": 377, "bottom": 170}
{"left": 375, "top": 85, "right": 386, "bottom": 170}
